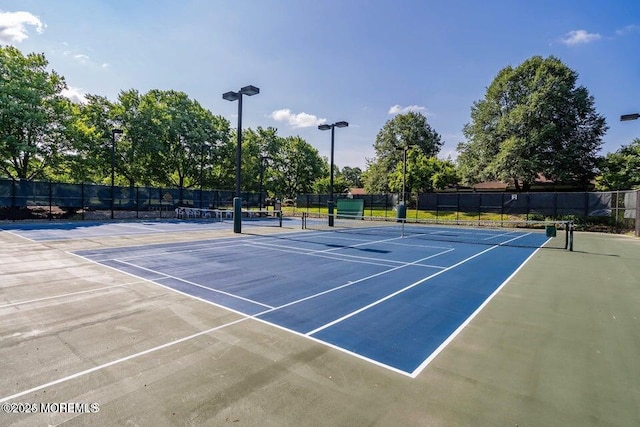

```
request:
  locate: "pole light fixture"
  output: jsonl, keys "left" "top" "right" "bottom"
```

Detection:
{"left": 110, "top": 129, "right": 123, "bottom": 220}
{"left": 318, "top": 120, "right": 349, "bottom": 226}
{"left": 223, "top": 85, "right": 260, "bottom": 233}
{"left": 620, "top": 113, "right": 639, "bottom": 121}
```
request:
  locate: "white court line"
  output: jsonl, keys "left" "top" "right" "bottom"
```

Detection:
{"left": 94, "top": 241, "right": 245, "bottom": 263}
{"left": 245, "top": 241, "right": 447, "bottom": 269}
{"left": 305, "top": 232, "right": 533, "bottom": 336}
{"left": 0, "top": 228, "right": 37, "bottom": 242}
{"left": 0, "top": 317, "right": 248, "bottom": 404}
{"left": 410, "top": 243, "right": 545, "bottom": 378}
{"left": 243, "top": 243, "right": 403, "bottom": 268}
{"left": 0, "top": 282, "right": 139, "bottom": 309}
{"left": 112, "top": 259, "right": 274, "bottom": 309}
{"left": 252, "top": 248, "right": 455, "bottom": 316}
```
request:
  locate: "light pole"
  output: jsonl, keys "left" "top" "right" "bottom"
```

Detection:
{"left": 223, "top": 85, "right": 260, "bottom": 233}
{"left": 110, "top": 129, "right": 123, "bottom": 220}
{"left": 259, "top": 155, "right": 271, "bottom": 210}
{"left": 318, "top": 121, "right": 348, "bottom": 226}
{"left": 621, "top": 112, "right": 639, "bottom": 238}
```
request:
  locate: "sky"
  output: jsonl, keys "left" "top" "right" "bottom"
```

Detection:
{"left": 1, "top": 0, "right": 639, "bottom": 169}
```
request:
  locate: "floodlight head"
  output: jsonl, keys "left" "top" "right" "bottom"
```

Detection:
{"left": 112, "top": 129, "right": 123, "bottom": 135}
{"left": 240, "top": 85, "right": 260, "bottom": 96}
{"left": 334, "top": 121, "right": 349, "bottom": 128}
{"left": 222, "top": 91, "right": 240, "bottom": 101}
{"left": 620, "top": 113, "right": 640, "bottom": 121}
{"left": 318, "top": 124, "right": 331, "bottom": 131}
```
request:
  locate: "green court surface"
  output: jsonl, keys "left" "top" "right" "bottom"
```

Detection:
{"left": 0, "top": 226, "right": 638, "bottom": 426}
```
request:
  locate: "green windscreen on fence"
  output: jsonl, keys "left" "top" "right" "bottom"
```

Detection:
{"left": 337, "top": 198, "right": 364, "bottom": 218}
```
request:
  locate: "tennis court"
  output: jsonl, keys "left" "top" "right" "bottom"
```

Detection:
{"left": 71, "top": 221, "right": 558, "bottom": 376}
{"left": 1, "top": 217, "right": 639, "bottom": 425}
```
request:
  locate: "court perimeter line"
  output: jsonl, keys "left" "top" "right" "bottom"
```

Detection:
{"left": 0, "top": 318, "right": 248, "bottom": 404}
{"left": 409, "top": 245, "right": 544, "bottom": 378}
{"left": 0, "top": 282, "right": 141, "bottom": 309}
{"left": 305, "top": 233, "right": 533, "bottom": 336}
{"left": 112, "top": 259, "right": 274, "bottom": 309}
{"left": 0, "top": 228, "right": 37, "bottom": 242}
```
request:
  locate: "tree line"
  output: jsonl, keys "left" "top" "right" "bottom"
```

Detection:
{"left": 1, "top": 46, "right": 638, "bottom": 198}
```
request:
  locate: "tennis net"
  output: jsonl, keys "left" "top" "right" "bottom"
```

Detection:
{"left": 301, "top": 212, "right": 573, "bottom": 250}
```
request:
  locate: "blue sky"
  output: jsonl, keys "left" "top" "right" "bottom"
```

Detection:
{"left": 1, "top": 0, "right": 639, "bottom": 169}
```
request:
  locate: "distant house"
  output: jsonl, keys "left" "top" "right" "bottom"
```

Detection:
{"left": 346, "top": 188, "right": 366, "bottom": 197}
{"left": 466, "top": 175, "right": 595, "bottom": 192}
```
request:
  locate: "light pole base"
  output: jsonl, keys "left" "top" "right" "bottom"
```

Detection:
{"left": 233, "top": 197, "right": 242, "bottom": 233}
{"left": 328, "top": 200, "right": 334, "bottom": 227}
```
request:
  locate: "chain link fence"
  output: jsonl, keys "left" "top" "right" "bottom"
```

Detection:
{"left": 294, "top": 190, "right": 639, "bottom": 236}
{"left": 0, "top": 179, "right": 268, "bottom": 220}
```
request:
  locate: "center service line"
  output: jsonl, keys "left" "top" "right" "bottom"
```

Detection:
{"left": 305, "top": 232, "right": 532, "bottom": 336}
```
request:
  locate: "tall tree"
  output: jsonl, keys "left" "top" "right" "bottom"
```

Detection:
{"left": 134, "top": 90, "right": 228, "bottom": 190}
{"left": 596, "top": 139, "right": 640, "bottom": 190}
{"left": 270, "top": 136, "right": 326, "bottom": 197}
{"left": 458, "top": 55, "right": 607, "bottom": 191}
{"left": 340, "top": 166, "right": 363, "bottom": 188}
{"left": 364, "top": 112, "right": 442, "bottom": 193}
{"left": 0, "top": 46, "right": 73, "bottom": 179}
{"left": 388, "top": 151, "right": 458, "bottom": 193}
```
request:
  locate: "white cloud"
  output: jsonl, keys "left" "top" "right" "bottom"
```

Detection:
{"left": 560, "top": 29, "right": 601, "bottom": 46}
{"left": 269, "top": 109, "right": 326, "bottom": 128}
{"left": 61, "top": 86, "right": 87, "bottom": 104}
{"left": 616, "top": 24, "right": 640, "bottom": 36}
{"left": 0, "top": 11, "right": 45, "bottom": 44}
{"left": 388, "top": 104, "right": 427, "bottom": 115}
{"left": 74, "top": 54, "right": 89, "bottom": 64}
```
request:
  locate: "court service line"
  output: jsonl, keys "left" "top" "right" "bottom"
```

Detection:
{"left": 112, "top": 259, "right": 274, "bottom": 309}
{"left": 0, "top": 317, "right": 248, "bottom": 404}
{"left": 242, "top": 243, "right": 401, "bottom": 268}
{"left": 0, "top": 282, "right": 140, "bottom": 309}
{"left": 305, "top": 232, "right": 533, "bottom": 336}
{"left": 254, "top": 248, "right": 455, "bottom": 316}
{"left": 245, "top": 240, "right": 447, "bottom": 269}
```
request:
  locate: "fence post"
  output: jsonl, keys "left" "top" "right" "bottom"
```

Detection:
{"left": 584, "top": 192, "right": 589, "bottom": 223}
{"left": 636, "top": 189, "right": 640, "bottom": 238}
{"left": 370, "top": 194, "right": 373, "bottom": 217}
{"left": 48, "top": 180, "right": 53, "bottom": 220}
{"left": 81, "top": 182, "right": 85, "bottom": 220}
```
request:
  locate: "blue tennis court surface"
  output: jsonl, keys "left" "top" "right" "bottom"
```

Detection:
{"left": 72, "top": 225, "right": 550, "bottom": 376}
